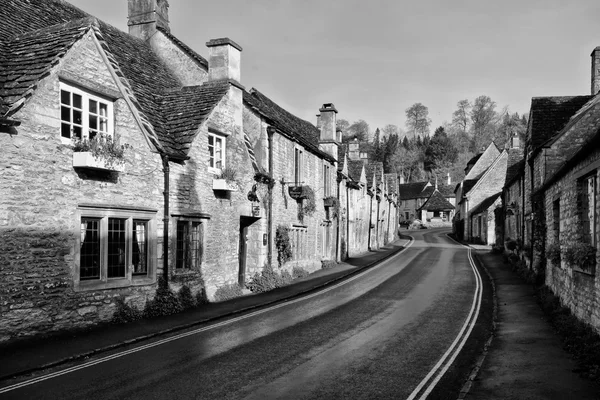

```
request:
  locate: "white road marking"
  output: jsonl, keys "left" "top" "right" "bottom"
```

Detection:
{"left": 0, "top": 238, "right": 414, "bottom": 394}
{"left": 406, "top": 235, "right": 483, "bottom": 400}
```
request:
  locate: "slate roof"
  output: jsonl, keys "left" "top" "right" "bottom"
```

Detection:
{"left": 243, "top": 89, "right": 334, "bottom": 162}
{"left": 337, "top": 144, "right": 348, "bottom": 172}
{"left": 1, "top": 0, "right": 230, "bottom": 158}
{"left": 527, "top": 96, "right": 592, "bottom": 153}
{"left": 399, "top": 182, "right": 429, "bottom": 200}
{"left": 470, "top": 193, "right": 501, "bottom": 215}
{"left": 418, "top": 190, "right": 455, "bottom": 212}
{"left": 347, "top": 159, "right": 365, "bottom": 182}
{"left": 462, "top": 179, "right": 479, "bottom": 196}
{"left": 160, "top": 81, "right": 230, "bottom": 157}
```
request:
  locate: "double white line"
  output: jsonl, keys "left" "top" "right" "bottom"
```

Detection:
{"left": 407, "top": 242, "right": 483, "bottom": 400}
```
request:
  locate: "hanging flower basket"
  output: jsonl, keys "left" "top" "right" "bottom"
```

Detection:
{"left": 323, "top": 196, "right": 337, "bottom": 207}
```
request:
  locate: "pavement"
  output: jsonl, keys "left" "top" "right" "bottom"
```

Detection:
{"left": 2, "top": 236, "right": 600, "bottom": 399}
{"left": 463, "top": 246, "right": 600, "bottom": 399}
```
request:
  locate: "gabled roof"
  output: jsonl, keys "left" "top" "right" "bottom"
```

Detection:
{"left": 243, "top": 88, "right": 335, "bottom": 162}
{"left": 347, "top": 159, "right": 365, "bottom": 183}
{"left": 398, "top": 181, "right": 429, "bottom": 200}
{"left": 462, "top": 179, "right": 479, "bottom": 196}
{"left": 337, "top": 144, "right": 348, "bottom": 172}
{"left": 465, "top": 142, "right": 500, "bottom": 180}
{"left": 365, "top": 162, "right": 383, "bottom": 188}
{"left": 470, "top": 193, "right": 501, "bottom": 215}
{"left": 159, "top": 81, "right": 230, "bottom": 157}
{"left": 526, "top": 95, "right": 592, "bottom": 153}
{"left": 0, "top": 0, "right": 231, "bottom": 158}
{"left": 418, "top": 190, "right": 455, "bottom": 212}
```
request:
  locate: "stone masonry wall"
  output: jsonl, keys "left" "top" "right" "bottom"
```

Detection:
{"left": 545, "top": 145, "right": 600, "bottom": 333}
{"left": 149, "top": 31, "right": 209, "bottom": 86}
{"left": 0, "top": 32, "right": 165, "bottom": 341}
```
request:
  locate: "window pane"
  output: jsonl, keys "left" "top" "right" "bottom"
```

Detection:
{"left": 80, "top": 218, "right": 100, "bottom": 280}
{"left": 61, "top": 90, "right": 70, "bottom": 105}
{"left": 73, "top": 125, "right": 82, "bottom": 139}
{"left": 190, "top": 222, "right": 202, "bottom": 269}
{"left": 89, "top": 115, "right": 97, "bottom": 130}
{"left": 107, "top": 218, "right": 126, "bottom": 278}
{"left": 132, "top": 220, "right": 148, "bottom": 275}
{"left": 61, "top": 106, "right": 70, "bottom": 122}
{"left": 73, "top": 93, "right": 82, "bottom": 109}
{"left": 73, "top": 110, "right": 82, "bottom": 125}
{"left": 176, "top": 221, "right": 188, "bottom": 269}
{"left": 61, "top": 123, "right": 71, "bottom": 139}
{"left": 99, "top": 117, "right": 107, "bottom": 133}
{"left": 99, "top": 103, "right": 107, "bottom": 117}
{"left": 89, "top": 99, "right": 97, "bottom": 114}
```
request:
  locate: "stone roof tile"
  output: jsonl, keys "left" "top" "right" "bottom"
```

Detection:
{"left": 418, "top": 190, "right": 455, "bottom": 212}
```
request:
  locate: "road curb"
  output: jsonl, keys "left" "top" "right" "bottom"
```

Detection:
{"left": 457, "top": 250, "right": 499, "bottom": 400}
{"left": 2, "top": 239, "right": 411, "bottom": 382}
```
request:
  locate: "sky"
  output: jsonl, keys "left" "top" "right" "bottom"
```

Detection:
{"left": 69, "top": 0, "right": 600, "bottom": 136}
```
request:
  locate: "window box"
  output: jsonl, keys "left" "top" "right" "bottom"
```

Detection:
{"left": 212, "top": 178, "right": 238, "bottom": 191}
{"left": 73, "top": 151, "right": 125, "bottom": 172}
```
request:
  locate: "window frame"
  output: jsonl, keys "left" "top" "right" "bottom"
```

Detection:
{"left": 208, "top": 131, "right": 227, "bottom": 174}
{"left": 59, "top": 81, "right": 114, "bottom": 145}
{"left": 578, "top": 172, "right": 597, "bottom": 246}
{"left": 174, "top": 219, "right": 204, "bottom": 271}
{"left": 75, "top": 205, "right": 157, "bottom": 292}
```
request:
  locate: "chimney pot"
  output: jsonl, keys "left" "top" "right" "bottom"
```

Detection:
{"left": 128, "top": 0, "right": 169, "bottom": 40}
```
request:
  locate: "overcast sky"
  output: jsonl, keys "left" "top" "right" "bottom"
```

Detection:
{"left": 69, "top": 0, "right": 600, "bottom": 136}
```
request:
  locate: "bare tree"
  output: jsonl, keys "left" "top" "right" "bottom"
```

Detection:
{"left": 405, "top": 103, "right": 431, "bottom": 137}
{"left": 452, "top": 99, "right": 471, "bottom": 133}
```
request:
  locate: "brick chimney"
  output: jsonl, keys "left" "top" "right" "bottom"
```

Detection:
{"left": 592, "top": 47, "right": 600, "bottom": 95}
{"left": 128, "top": 0, "right": 169, "bottom": 40}
{"left": 319, "top": 103, "right": 338, "bottom": 160}
{"left": 206, "top": 38, "right": 242, "bottom": 83}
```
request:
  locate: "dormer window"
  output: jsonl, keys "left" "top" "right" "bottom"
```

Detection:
{"left": 60, "top": 82, "right": 113, "bottom": 143}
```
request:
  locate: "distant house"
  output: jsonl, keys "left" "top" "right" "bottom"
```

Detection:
{"left": 417, "top": 188, "right": 456, "bottom": 226}
{"left": 399, "top": 178, "right": 455, "bottom": 224}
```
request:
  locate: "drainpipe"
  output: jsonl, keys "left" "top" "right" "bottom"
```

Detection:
{"left": 368, "top": 193, "right": 373, "bottom": 251}
{"left": 161, "top": 154, "right": 170, "bottom": 283}
{"left": 335, "top": 173, "right": 341, "bottom": 262}
{"left": 267, "top": 127, "right": 275, "bottom": 267}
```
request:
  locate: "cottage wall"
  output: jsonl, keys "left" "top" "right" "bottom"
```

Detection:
{"left": 347, "top": 185, "right": 370, "bottom": 256}
{"left": 545, "top": 147, "right": 600, "bottom": 332}
{"left": 0, "top": 33, "right": 165, "bottom": 341}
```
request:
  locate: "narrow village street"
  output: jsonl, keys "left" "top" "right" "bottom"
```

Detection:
{"left": 0, "top": 229, "right": 489, "bottom": 399}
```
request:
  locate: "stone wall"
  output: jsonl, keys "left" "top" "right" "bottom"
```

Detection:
{"left": 545, "top": 146, "right": 600, "bottom": 332}
{"left": 0, "top": 32, "right": 165, "bottom": 341}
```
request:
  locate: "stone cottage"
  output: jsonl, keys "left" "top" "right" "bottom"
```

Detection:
{"left": 399, "top": 177, "right": 455, "bottom": 225}
{"left": 0, "top": 0, "right": 345, "bottom": 341}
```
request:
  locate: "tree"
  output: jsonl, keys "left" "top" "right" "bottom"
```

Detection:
{"left": 452, "top": 99, "right": 471, "bottom": 133}
{"left": 390, "top": 146, "right": 425, "bottom": 183}
{"left": 370, "top": 128, "right": 383, "bottom": 162}
{"left": 470, "top": 95, "right": 498, "bottom": 152}
{"left": 343, "top": 119, "right": 369, "bottom": 143}
{"left": 381, "top": 124, "right": 401, "bottom": 138}
{"left": 424, "top": 126, "right": 458, "bottom": 173}
{"left": 405, "top": 103, "right": 431, "bottom": 137}
{"left": 402, "top": 136, "right": 410, "bottom": 149}
{"left": 381, "top": 133, "right": 399, "bottom": 172}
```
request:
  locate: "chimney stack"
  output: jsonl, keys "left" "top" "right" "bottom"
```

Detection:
{"left": 206, "top": 38, "right": 242, "bottom": 83}
{"left": 348, "top": 138, "right": 359, "bottom": 160}
{"left": 128, "top": 0, "right": 169, "bottom": 40}
{"left": 510, "top": 134, "right": 520, "bottom": 149}
{"left": 400, "top": 175, "right": 405, "bottom": 184}
{"left": 318, "top": 103, "right": 338, "bottom": 160}
{"left": 447, "top": 172, "right": 451, "bottom": 185}
{"left": 316, "top": 114, "right": 321, "bottom": 129}
{"left": 592, "top": 47, "right": 600, "bottom": 95}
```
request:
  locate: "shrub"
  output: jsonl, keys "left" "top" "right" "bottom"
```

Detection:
{"left": 292, "top": 266, "right": 310, "bottom": 280}
{"left": 246, "top": 263, "right": 281, "bottom": 293}
{"left": 298, "top": 185, "right": 316, "bottom": 220}
{"left": 276, "top": 225, "right": 293, "bottom": 267}
{"left": 254, "top": 171, "right": 276, "bottom": 188}
{"left": 196, "top": 285, "right": 209, "bottom": 305}
{"left": 73, "top": 134, "right": 130, "bottom": 168}
{"left": 564, "top": 242, "right": 596, "bottom": 271}
{"left": 112, "top": 296, "right": 142, "bottom": 324}
{"left": 508, "top": 253, "right": 520, "bottom": 264}
{"left": 178, "top": 285, "right": 196, "bottom": 309}
{"left": 214, "top": 283, "right": 243, "bottom": 302}
{"left": 321, "top": 259, "right": 337, "bottom": 270}
{"left": 545, "top": 243, "right": 561, "bottom": 267}
{"left": 144, "top": 277, "right": 184, "bottom": 318}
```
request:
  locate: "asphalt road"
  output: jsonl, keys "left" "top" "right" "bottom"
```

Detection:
{"left": 2, "top": 229, "right": 487, "bottom": 399}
